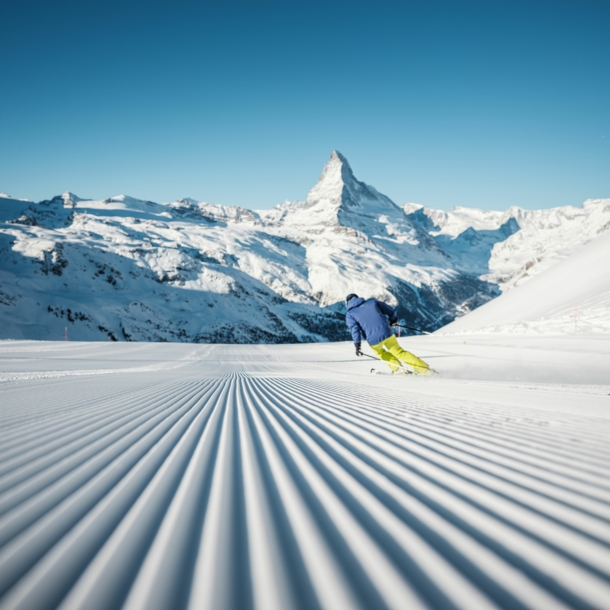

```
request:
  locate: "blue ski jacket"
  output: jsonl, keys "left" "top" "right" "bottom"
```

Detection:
{"left": 346, "top": 297, "right": 398, "bottom": 346}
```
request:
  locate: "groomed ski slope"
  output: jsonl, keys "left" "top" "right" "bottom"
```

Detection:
{"left": 0, "top": 337, "right": 609, "bottom": 610}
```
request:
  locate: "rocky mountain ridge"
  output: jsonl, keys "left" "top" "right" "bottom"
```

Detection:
{"left": 405, "top": 196, "right": 610, "bottom": 289}
{"left": 1, "top": 152, "right": 608, "bottom": 342}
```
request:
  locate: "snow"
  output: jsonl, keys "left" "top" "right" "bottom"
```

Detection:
{"left": 0, "top": 336, "right": 609, "bottom": 608}
{"left": 0, "top": 197, "right": 33, "bottom": 222}
{"left": 0, "top": 194, "right": 31, "bottom": 202}
{"left": 438, "top": 230, "right": 610, "bottom": 335}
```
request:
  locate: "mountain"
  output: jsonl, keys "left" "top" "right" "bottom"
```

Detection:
{"left": 258, "top": 151, "right": 497, "bottom": 328}
{"left": 437, "top": 230, "right": 610, "bottom": 335}
{"left": 0, "top": 191, "right": 345, "bottom": 343}
{"left": 405, "top": 198, "right": 610, "bottom": 290}
{"left": 0, "top": 152, "right": 607, "bottom": 343}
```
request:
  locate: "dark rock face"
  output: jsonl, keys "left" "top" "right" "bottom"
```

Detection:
{"left": 391, "top": 275, "right": 500, "bottom": 333}
{"left": 193, "top": 324, "right": 298, "bottom": 344}
{"left": 289, "top": 310, "right": 352, "bottom": 342}
{"left": 18, "top": 197, "right": 74, "bottom": 229}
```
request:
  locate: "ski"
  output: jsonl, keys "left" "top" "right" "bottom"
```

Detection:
{"left": 370, "top": 367, "right": 413, "bottom": 376}
{"left": 370, "top": 367, "right": 438, "bottom": 377}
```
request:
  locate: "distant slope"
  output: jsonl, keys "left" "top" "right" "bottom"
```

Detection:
{"left": 437, "top": 230, "right": 610, "bottom": 334}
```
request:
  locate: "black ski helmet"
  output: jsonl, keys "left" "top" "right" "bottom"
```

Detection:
{"left": 345, "top": 293, "right": 358, "bottom": 303}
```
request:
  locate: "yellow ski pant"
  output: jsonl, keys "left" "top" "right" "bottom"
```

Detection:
{"left": 370, "top": 334, "right": 429, "bottom": 373}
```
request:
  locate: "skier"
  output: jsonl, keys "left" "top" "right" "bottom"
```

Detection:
{"left": 345, "top": 293, "right": 432, "bottom": 375}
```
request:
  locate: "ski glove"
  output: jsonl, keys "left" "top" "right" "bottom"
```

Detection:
{"left": 355, "top": 342, "right": 363, "bottom": 356}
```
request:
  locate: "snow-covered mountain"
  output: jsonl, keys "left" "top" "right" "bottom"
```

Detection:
{"left": 404, "top": 197, "right": 610, "bottom": 290}
{"left": 256, "top": 152, "right": 496, "bottom": 326}
{"left": 1, "top": 151, "right": 608, "bottom": 343}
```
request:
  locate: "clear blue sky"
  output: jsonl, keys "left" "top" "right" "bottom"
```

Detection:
{"left": 1, "top": 0, "right": 608, "bottom": 210}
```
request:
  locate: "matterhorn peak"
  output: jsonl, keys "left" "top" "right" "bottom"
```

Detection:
{"left": 327, "top": 150, "right": 356, "bottom": 180}
{"left": 304, "top": 150, "right": 399, "bottom": 216}
{"left": 306, "top": 150, "right": 357, "bottom": 205}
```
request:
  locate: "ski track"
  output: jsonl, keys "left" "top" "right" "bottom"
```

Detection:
{"left": 0, "top": 343, "right": 609, "bottom": 609}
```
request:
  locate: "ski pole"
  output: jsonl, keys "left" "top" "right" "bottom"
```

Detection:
{"left": 360, "top": 352, "right": 413, "bottom": 374}
{"left": 395, "top": 325, "right": 432, "bottom": 335}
